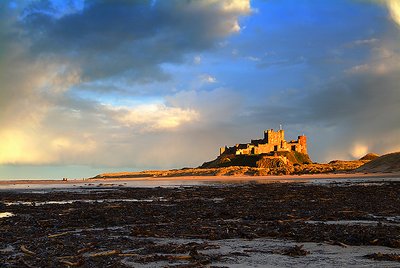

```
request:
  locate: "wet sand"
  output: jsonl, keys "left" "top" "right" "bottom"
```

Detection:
{"left": 1, "top": 171, "right": 399, "bottom": 186}
{"left": 1, "top": 178, "right": 400, "bottom": 267}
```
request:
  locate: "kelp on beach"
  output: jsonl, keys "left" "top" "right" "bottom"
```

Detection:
{"left": 1, "top": 181, "right": 400, "bottom": 267}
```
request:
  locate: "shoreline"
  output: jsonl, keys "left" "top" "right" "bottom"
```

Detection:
{"left": 2, "top": 181, "right": 400, "bottom": 267}
{"left": 1, "top": 171, "right": 399, "bottom": 185}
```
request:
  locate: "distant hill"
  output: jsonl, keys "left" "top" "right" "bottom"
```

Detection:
{"left": 359, "top": 153, "right": 379, "bottom": 161}
{"left": 356, "top": 152, "right": 400, "bottom": 173}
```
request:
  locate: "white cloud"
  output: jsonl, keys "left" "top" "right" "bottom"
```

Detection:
{"left": 245, "top": 56, "right": 261, "bottom": 62}
{"left": 371, "top": 0, "right": 400, "bottom": 27}
{"left": 346, "top": 46, "right": 400, "bottom": 74}
{"left": 230, "top": 20, "right": 242, "bottom": 32}
{"left": 386, "top": 0, "right": 400, "bottom": 27}
{"left": 113, "top": 104, "right": 199, "bottom": 131}
{"left": 218, "top": 0, "right": 251, "bottom": 13}
{"left": 193, "top": 55, "right": 202, "bottom": 64}
{"left": 346, "top": 38, "right": 379, "bottom": 47}
{"left": 199, "top": 74, "right": 217, "bottom": 83}
{"left": 174, "top": 0, "right": 251, "bottom": 34}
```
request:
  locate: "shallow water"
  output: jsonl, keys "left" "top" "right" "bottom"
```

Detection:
{"left": 0, "top": 212, "right": 14, "bottom": 218}
{"left": 0, "top": 176, "right": 399, "bottom": 192}
{"left": 3, "top": 198, "right": 155, "bottom": 206}
{"left": 306, "top": 220, "right": 400, "bottom": 227}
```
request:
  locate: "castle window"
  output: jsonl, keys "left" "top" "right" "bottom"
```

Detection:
{"left": 291, "top": 145, "right": 296, "bottom": 151}
{"left": 274, "top": 145, "right": 278, "bottom": 151}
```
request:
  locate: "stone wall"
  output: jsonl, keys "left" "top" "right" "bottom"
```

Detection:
{"left": 220, "top": 129, "right": 307, "bottom": 156}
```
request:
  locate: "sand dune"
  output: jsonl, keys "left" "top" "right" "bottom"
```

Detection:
{"left": 357, "top": 152, "right": 400, "bottom": 173}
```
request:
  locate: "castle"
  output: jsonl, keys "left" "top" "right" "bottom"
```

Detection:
{"left": 220, "top": 129, "right": 307, "bottom": 156}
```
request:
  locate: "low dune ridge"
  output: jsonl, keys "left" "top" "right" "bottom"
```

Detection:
{"left": 92, "top": 152, "right": 399, "bottom": 179}
{"left": 359, "top": 153, "right": 380, "bottom": 161}
{"left": 357, "top": 152, "right": 400, "bottom": 173}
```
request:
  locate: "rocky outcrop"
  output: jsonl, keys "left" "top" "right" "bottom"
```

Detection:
{"left": 200, "top": 151, "right": 311, "bottom": 169}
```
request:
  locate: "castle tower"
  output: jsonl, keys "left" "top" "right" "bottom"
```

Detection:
{"left": 264, "top": 129, "right": 285, "bottom": 145}
{"left": 279, "top": 129, "right": 284, "bottom": 141}
{"left": 298, "top": 135, "right": 307, "bottom": 154}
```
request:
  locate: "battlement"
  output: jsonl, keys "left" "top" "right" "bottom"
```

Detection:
{"left": 220, "top": 129, "right": 307, "bottom": 156}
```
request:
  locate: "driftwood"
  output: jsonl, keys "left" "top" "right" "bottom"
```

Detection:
{"left": 89, "top": 249, "right": 121, "bottom": 257}
{"left": 48, "top": 232, "right": 71, "bottom": 238}
{"left": 20, "top": 245, "right": 36, "bottom": 256}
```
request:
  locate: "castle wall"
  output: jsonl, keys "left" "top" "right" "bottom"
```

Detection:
{"left": 253, "top": 144, "right": 275, "bottom": 154}
{"left": 236, "top": 148, "right": 251, "bottom": 155}
{"left": 220, "top": 129, "right": 307, "bottom": 156}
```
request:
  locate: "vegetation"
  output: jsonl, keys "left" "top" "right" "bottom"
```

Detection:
{"left": 356, "top": 152, "right": 400, "bottom": 173}
{"left": 200, "top": 151, "right": 311, "bottom": 169}
{"left": 93, "top": 152, "right": 400, "bottom": 179}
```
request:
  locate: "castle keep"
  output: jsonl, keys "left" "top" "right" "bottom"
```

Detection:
{"left": 220, "top": 129, "right": 307, "bottom": 156}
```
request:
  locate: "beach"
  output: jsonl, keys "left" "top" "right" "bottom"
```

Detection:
{"left": 1, "top": 171, "right": 399, "bottom": 187}
{"left": 1, "top": 173, "right": 400, "bottom": 267}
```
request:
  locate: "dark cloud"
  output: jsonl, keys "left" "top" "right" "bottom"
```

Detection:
{"left": 1, "top": 0, "right": 399, "bottom": 175}
{"left": 241, "top": 50, "right": 400, "bottom": 161}
{"left": 21, "top": 0, "right": 249, "bottom": 82}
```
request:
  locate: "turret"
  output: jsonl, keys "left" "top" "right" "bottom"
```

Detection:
{"left": 298, "top": 135, "right": 307, "bottom": 154}
{"left": 220, "top": 146, "right": 227, "bottom": 155}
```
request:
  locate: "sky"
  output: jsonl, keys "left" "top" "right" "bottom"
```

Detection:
{"left": 1, "top": 0, "right": 400, "bottom": 179}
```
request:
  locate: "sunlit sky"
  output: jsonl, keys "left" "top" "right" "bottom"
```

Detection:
{"left": 1, "top": 0, "right": 400, "bottom": 179}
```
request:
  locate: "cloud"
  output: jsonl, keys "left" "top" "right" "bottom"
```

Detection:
{"left": 370, "top": 0, "right": 400, "bottom": 27}
{"left": 111, "top": 104, "right": 199, "bottom": 132}
{"left": 345, "top": 38, "right": 379, "bottom": 48}
{"left": 346, "top": 45, "right": 400, "bottom": 74}
{"left": 166, "top": 88, "right": 242, "bottom": 124}
{"left": 20, "top": 0, "right": 251, "bottom": 83}
{"left": 2, "top": 0, "right": 399, "bottom": 172}
{"left": 244, "top": 44, "right": 400, "bottom": 161}
{"left": 245, "top": 56, "right": 261, "bottom": 62}
{"left": 386, "top": 0, "right": 400, "bottom": 27}
{"left": 0, "top": 0, "right": 251, "bottom": 167}
{"left": 316, "top": 48, "right": 400, "bottom": 159}
{"left": 193, "top": 55, "right": 202, "bottom": 64}
{"left": 199, "top": 74, "right": 217, "bottom": 83}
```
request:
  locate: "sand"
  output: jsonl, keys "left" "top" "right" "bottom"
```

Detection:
{"left": 2, "top": 181, "right": 400, "bottom": 267}
{"left": 0, "top": 172, "right": 400, "bottom": 185}
{"left": 0, "top": 171, "right": 399, "bottom": 186}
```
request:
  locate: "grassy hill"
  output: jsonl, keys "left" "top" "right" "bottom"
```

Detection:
{"left": 92, "top": 152, "right": 399, "bottom": 180}
{"left": 200, "top": 151, "right": 312, "bottom": 169}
